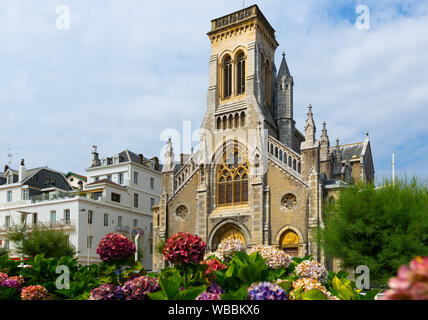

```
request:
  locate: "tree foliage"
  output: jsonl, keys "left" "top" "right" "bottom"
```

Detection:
{"left": 6, "top": 223, "right": 76, "bottom": 259}
{"left": 317, "top": 177, "right": 428, "bottom": 286}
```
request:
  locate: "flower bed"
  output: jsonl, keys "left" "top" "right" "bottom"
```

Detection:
{"left": 1, "top": 232, "right": 426, "bottom": 300}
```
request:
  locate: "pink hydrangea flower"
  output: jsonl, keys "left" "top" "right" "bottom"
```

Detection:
{"left": 385, "top": 256, "right": 428, "bottom": 300}
{"left": 96, "top": 233, "right": 136, "bottom": 261}
{"left": 0, "top": 273, "right": 7, "bottom": 283}
{"left": 21, "top": 285, "right": 50, "bottom": 300}
{"left": 163, "top": 233, "right": 206, "bottom": 265}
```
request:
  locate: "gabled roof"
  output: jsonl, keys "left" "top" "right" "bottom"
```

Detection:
{"left": 85, "top": 179, "right": 125, "bottom": 189}
{"left": 66, "top": 172, "right": 87, "bottom": 182}
{"left": 330, "top": 141, "right": 366, "bottom": 162}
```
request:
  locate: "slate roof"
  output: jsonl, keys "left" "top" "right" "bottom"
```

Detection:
{"left": 277, "top": 54, "right": 291, "bottom": 79}
{"left": 330, "top": 142, "right": 365, "bottom": 161}
{"left": 92, "top": 150, "right": 162, "bottom": 171}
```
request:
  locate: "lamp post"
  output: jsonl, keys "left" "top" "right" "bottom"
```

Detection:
{"left": 80, "top": 208, "right": 90, "bottom": 265}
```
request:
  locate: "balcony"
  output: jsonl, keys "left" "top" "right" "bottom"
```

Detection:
{"left": 0, "top": 220, "right": 76, "bottom": 235}
{"left": 115, "top": 226, "right": 130, "bottom": 234}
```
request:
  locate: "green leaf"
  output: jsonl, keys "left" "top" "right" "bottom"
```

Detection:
{"left": 221, "top": 286, "right": 248, "bottom": 300}
{"left": 147, "top": 291, "right": 167, "bottom": 300}
{"left": 159, "top": 273, "right": 181, "bottom": 300}
{"left": 277, "top": 280, "right": 293, "bottom": 294}
{"left": 176, "top": 286, "right": 206, "bottom": 300}
{"left": 302, "top": 289, "right": 328, "bottom": 300}
{"left": 331, "top": 276, "right": 341, "bottom": 290}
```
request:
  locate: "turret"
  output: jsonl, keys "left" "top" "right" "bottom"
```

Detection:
{"left": 276, "top": 53, "right": 295, "bottom": 148}
{"left": 300, "top": 105, "right": 320, "bottom": 181}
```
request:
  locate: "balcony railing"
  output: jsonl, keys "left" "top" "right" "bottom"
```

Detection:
{"left": 115, "top": 226, "right": 130, "bottom": 234}
{"left": 0, "top": 220, "right": 76, "bottom": 235}
{"left": 29, "top": 192, "right": 104, "bottom": 204}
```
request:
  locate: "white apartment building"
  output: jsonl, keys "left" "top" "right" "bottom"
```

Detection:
{"left": 0, "top": 149, "right": 161, "bottom": 270}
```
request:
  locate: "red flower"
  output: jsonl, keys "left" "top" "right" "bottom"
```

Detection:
{"left": 202, "top": 259, "right": 227, "bottom": 279}
{"left": 163, "top": 233, "right": 206, "bottom": 265}
{"left": 96, "top": 233, "right": 136, "bottom": 261}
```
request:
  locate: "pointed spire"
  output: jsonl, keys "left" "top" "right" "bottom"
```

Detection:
{"left": 304, "top": 104, "right": 316, "bottom": 145}
{"left": 277, "top": 51, "right": 291, "bottom": 78}
{"left": 321, "top": 122, "right": 328, "bottom": 140}
{"left": 163, "top": 138, "right": 175, "bottom": 172}
{"left": 320, "top": 122, "right": 330, "bottom": 161}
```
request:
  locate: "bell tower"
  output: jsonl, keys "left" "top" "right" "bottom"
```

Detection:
{"left": 204, "top": 5, "right": 279, "bottom": 130}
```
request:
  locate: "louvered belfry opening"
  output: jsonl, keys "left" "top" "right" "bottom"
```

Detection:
{"left": 223, "top": 56, "right": 232, "bottom": 98}
{"left": 237, "top": 52, "right": 246, "bottom": 95}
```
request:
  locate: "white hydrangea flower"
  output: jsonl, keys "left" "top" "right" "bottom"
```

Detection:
{"left": 247, "top": 245, "right": 291, "bottom": 269}
{"left": 295, "top": 260, "right": 328, "bottom": 283}
{"left": 215, "top": 239, "right": 246, "bottom": 262}
{"left": 287, "top": 278, "right": 338, "bottom": 300}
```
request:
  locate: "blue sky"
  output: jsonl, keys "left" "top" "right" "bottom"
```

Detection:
{"left": 0, "top": 0, "right": 427, "bottom": 182}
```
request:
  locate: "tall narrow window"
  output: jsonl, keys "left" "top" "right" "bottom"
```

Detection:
{"left": 104, "top": 213, "right": 109, "bottom": 227}
{"left": 134, "top": 193, "right": 139, "bottom": 208}
{"left": 88, "top": 210, "right": 93, "bottom": 224}
{"left": 223, "top": 56, "right": 232, "bottom": 98}
{"left": 237, "top": 52, "right": 245, "bottom": 95}
{"left": 217, "top": 148, "right": 249, "bottom": 206}
{"left": 64, "top": 209, "right": 70, "bottom": 225}
{"left": 50, "top": 211, "right": 56, "bottom": 225}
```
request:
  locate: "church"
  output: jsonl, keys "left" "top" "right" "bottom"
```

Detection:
{"left": 152, "top": 5, "right": 374, "bottom": 271}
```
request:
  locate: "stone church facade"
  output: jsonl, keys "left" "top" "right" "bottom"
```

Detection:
{"left": 152, "top": 5, "right": 374, "bottom": 271}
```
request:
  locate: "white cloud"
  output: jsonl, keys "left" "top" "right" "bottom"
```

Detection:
{"left": 0, "top": 0, "right": 427, "bottom": 180}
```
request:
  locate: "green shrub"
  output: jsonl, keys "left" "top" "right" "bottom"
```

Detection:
{"left": 317, "top": 177, "right": 428, "bottom": 286}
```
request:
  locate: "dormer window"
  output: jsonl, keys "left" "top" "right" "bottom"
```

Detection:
{"left": 114, "top": 156, "right": 119, "bottom": 164}
{"left": 102, "top": 158, "right": 107, "bottom": 166}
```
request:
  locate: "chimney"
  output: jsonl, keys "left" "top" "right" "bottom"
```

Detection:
{"left": 91, "top": 146, "right": 101, "bottom": 167}
{"left": 180, "top": 154, "right": 184, "bottom": 167}
{"left": 153, "top": 157, "right": 159, "bottom": 171}
{"left": 18, "top": 159, "right": 26, "bottom": 182}
{"left": 139, "top": 154, "right": 144, "bottom": 165}
{"left": 4, "top": 164, "right": 9, "bottom": 173}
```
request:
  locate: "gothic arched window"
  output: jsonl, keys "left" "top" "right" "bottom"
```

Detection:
{"left": 223, "top": 56, "right": 232, "bottom": 99}
{"left": 237, "top": 52, "right": 246, "bottom": 95}
{"left": 218, "top": 148, "right": 249, "bottom": 206}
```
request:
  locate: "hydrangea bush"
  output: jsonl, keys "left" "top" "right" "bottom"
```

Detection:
{"left": 89, "top": 284, "right": 125, "bottom": 300}
{"left": 122, "top": 276, "right": 160, "bottom": 300}
{"left": 295, "top": 260, "right": 328, "bottom": 283}
{"left": 215, "top": 239, "right": 246, "bottom": 262}
{"left": 163, "top": 233, "right": 206, "bottom": 265}
{"left": 20, "top": 285, "right": 51, "bottom": 300}
{"left": 96, "top": 233, "right": 136, "bottom": 261}
{"left": 247, "top": 245, "right": 291, "bottom": 269}
{"left": 385, "top": 256, "right": 428, "bottom": 300}
{"left": 247, "top": 282, "right": 288, "bottom": 300}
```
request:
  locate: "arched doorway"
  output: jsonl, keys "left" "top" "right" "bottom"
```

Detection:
{"left": 211, "top": 223, "right": 246, "bottom": 249}
{"left": 280, "top": 230, "right": 300, "bottom": 257}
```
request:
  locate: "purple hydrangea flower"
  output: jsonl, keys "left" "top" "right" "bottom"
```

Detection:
{"left": 122, "top": 276, "right": 160, "bottom": 300}
{"left": 207, "top": 283, "right": 224, "bottom": 295}
{"left": 88, "top": 284, "right": 124, "bottom": 300}
{"left": 196, "top": 292, "right": 221, "bottom": 300}
{"left": 247, "top": 282, "right": 288, "bottom": 300}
